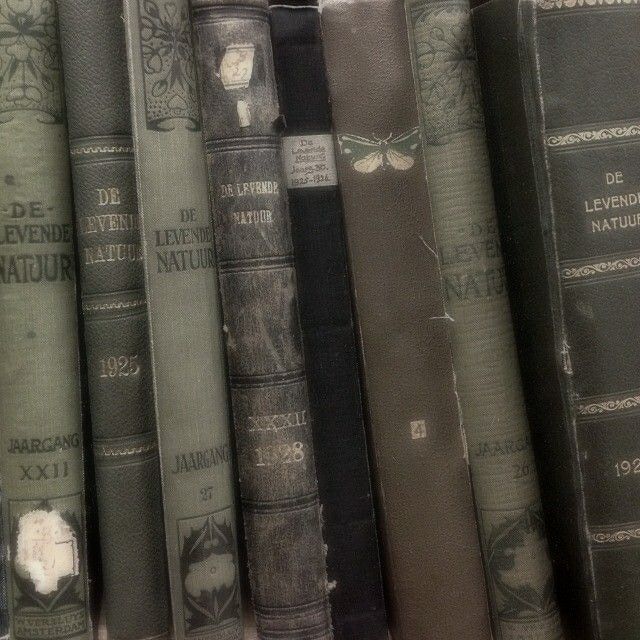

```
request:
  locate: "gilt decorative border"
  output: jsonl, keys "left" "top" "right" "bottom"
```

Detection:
{"left": 561, "top": 255, "right": 640, "bottom": 280}
{"left": 577, "top": 394, "right": 640, "bottom": 417}
{"left": 591, "top": 526, "right": 640, "bottom": 545}
{"left": 546, "top": 124, "right": 640, "bottom": 147}
{"left": 82, "top": 298, "right": 146, "bottom": 313}
{"left": 70, "top": 145, "right": 134, "bottom": 156}
{"left": 538, "top": 0, "right": 640, "bottom": 9}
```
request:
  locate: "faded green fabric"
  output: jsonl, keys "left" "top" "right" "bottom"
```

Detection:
{"left": 0, "top": 1, "right": 90, "bottom": 638}
{"left": 123, "top": 1, "right": 242, "bottom": 638}
{"left": 406, "top": 1, "right": 563, "bottom": 638}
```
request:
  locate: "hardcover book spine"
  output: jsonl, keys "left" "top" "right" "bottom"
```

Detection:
{"left": 0, "top": 491, "right": 7, "bottom": 639}
{"left": 123, "top": 1, "right": 243, "bottom": 638}
{"left": 190, "top": 1, "right": 332, "bottom": 638}
{"left": 319, "top": 1, "right": 492, "bottom": 638}
{"left": 473, "top": 0, "right": 640, "bottom": 637}
{"left": 57, "top": 2, "right": 170, "bottom": 639}
{"left": 405, "top": 1, "right": 562, "bottom": 638}
{"left": 0, "top": 1, "right": 91, "bottom": 639}
{"left": 269, "top": 5, "right": 388, "bottom": 639}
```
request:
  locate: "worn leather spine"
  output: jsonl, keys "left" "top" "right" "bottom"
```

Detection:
{"left": 473, "top": 0, "right": 640, "bottom": 638}
{"left": 269, "top": 5, "right": 389, "bottom": 639}
{"left": 319, "top": 1, "right": 492, "bottom": 638}
{"left": 0, "top": 1, "right": 91, "bottom": 639}
{"left": 56, "top": 2, "right": 170, "bottom": 639}
{"left": 123, "top": 1, "right": 243, "bottom": 638}
{"left": 405, "top": 1, "right": 563, "bottom": 638}
{"left": 190, "top": 2, "right": 332, "bottom": 638}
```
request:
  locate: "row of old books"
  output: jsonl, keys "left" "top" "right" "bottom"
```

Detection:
{"left": 0, "top": 0, "right": 638, "bottom": 639}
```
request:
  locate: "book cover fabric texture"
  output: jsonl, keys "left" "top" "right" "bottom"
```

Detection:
{"left": 473, "top": 0, "right": 640, "bottom": 637}
{"left": 320, "top": 0, "right": 492, "bottom": 638}
{"left": 270, "top": 5, "right": 388, "bottom": 639}
{"left": 191, "top": 0, "right": 333, "bottom": 638}
{"left": 0, "top": 492, "right": 7, "bottom": 639}
{"left": 123, "top": 0, "right": 243, "bottom": 637}
{"left": 57, "top": 1, "right": 171, "bottom": 638}
{"left": 404, "top": 1, "right": 562, "bottom": 639}
{"left": 0, "top": 1, "right": 91, "bottom": 639}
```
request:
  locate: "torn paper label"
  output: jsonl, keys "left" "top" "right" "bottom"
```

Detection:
{"left": 219, "top": 44, "right": 256, "bottom": 91}
{"left": 15, "top": 509, "right": 79, "bottom": 595}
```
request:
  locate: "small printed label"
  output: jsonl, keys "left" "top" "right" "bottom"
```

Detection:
{"left": 411, "top": 419, "right": 428, "bottom": 440}
{"left": 281, "top": 134, "right": 338, "bottom": 190}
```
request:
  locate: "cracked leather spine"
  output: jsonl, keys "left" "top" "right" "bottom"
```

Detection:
{"left": 269, "top": 5, "right": 388, "bottom": 639}
{"left": 123, "top": 0, "right": 244, "bottom": 638}
{"left": 0, "top": 1, "right": 91, "bottom": 639}
{"left": 473, "top": 0, "right": 640, "bottom": 638}
{"left": 56, "top": 2, "right": 170, "bottom": 639}
{"left": 190, "top": 1, "right": 332, "bottom": 638}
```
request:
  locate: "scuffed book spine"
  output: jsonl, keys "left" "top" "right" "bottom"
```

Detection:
{"left": 269, "top": 5, "right": 388, "bottom": 639}
{"left": 320, "top": 0, "right": 492, "bottom": 638}
{"left": 190, "top": 1, "right": 333, "bottom": 638}
{"left": 473, "top": 0, "right": 640, "bottom": 637}
{"left": 405, "top": 1, "right": 562, "bottom": 638}
{"left": 123, "top": 0, "right": 243, "bottom": 638}
{"left": 0, "top": 1, "right": 91, "bottom": 639}
{"left": 57, "top": 1, "right": 170, "bottom": 639}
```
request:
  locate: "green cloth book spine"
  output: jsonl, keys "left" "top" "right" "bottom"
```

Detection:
{"left": 57, "top": 1, "right": 171, "bottom": 638}
{"left": 405, "top": 1, "right": 562, "bottom": 638}
{"left": 0, "top": 1, "right": 91, "bottom": 639}
{"left": 123, "top": 0, "right": 243, "bottom": 637}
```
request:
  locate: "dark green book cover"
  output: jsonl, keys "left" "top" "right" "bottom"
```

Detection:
{"left": 57, "top": 1, "right": 171, "bottom": 638}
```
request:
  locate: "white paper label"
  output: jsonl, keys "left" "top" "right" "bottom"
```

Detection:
{"left": 281, "top": 134, "right": 338, "bottom": 190}
{"left": 219, "top": 44, "right": 255, "bottom": 91}
{"left": 15, "top": 509, "right": 79, "bottom": 595}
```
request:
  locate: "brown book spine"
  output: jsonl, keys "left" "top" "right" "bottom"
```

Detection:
{"left": 319, "top": 0, "right": 492, "bottom": 638}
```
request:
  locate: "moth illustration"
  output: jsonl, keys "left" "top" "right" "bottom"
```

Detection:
{"left": 337, "top": 127, "right": 421, "bottom": 173}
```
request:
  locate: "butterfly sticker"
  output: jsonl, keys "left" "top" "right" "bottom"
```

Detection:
{"left": 337, "top": 127, "right": 421, "bottom": 173}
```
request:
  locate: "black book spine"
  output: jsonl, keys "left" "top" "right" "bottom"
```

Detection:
{"left": 269, "top": 5, "right": 388, "bottom": 639}
{"left": 191, "top": 1, "right": 333, "bottom": 638}
{"left": 473, "top": 0, "right": 640, "bottom": 638}
{"left": 57, "top": 2, "right": 170, "bottom": 639}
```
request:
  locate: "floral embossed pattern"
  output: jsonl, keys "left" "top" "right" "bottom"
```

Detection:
{"left": 139, "top": 0, "right": 200, "bottom": 131}
{"left": 484, "top": 506, "right": 559, "bottom": 626}
{"left": 0, "top": 0, "right": 62, "bottom": 124}
{"left": 410, "top": 1, "right": 483, "bottom": 144}
{"left": 179, "top": 511, "right": 241, "bottom": 635}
